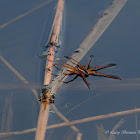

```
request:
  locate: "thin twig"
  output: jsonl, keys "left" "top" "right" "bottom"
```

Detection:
{"left": 135, "top": 106, "right": 139, "bottom": 140}
{"left": 0, "top": 0, "right": 53, "bottom": 29}
{"left": 1, "top": 108, "right": 140, "bottom": 138}
{"left": 0, "top": 56, "right": 39, "bottom": 103}
{"left": 52, "top": 104, "right": 80, "bottom": 133}
{"left": 35, "top": 0, "right": 65, "bottom": 139}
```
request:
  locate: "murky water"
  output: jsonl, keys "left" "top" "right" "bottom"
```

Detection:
{"left": 0, "top": 0, "right": 140, "bottom": 140}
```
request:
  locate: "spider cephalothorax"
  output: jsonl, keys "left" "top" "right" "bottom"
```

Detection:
{"left": 53, "top": 56, "right": 121, "bottom": 89}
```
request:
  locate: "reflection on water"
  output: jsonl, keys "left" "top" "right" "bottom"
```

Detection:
{"left": 0, "top": 0, "right": 140, "bottom": 140}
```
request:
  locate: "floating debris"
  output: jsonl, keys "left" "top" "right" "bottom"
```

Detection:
{"left": 40, "top": 51, "right": 51, "bottom": 58}
{"left": 50, "top": 42, "right": 57, "bottom": 46}
{"left": 54, "top": 47, "right": 58, "bottom": 53}
{"left": 65, "top": 104, "right": 68, "bottom": 108}
{"left": 74, "top": 50, "right": 80, "bottom": 53}
{"left": 49, "top": 110, "right": 55, "bottom": 113}
{"left": 56, "top": 58, "right": 60, "bottom": 60}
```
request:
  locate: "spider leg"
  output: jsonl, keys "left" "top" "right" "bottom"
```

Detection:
{"left": 55, "top": 59, "right": 74, "bottom": 69}
{"left": 66, "top": 69, "right": 76, "bottom": 74}
{"left": 81, "top": 74, "right": 90, "bottom": 89}
{"left": 85, "top": 55, "right": 94, "bottom": 69}
{"left": 63, "top": 75, "right": 78, "bottom": 83}
{"left": 90, "top": 71, "right": 122, "bottom": 80}
{"left": 53, "top": 65, "right": 61, "bottom": 70}
{"left": 64, "top": 56, "right": 84, "bottom": 69}
{"left": 63, "top": 72, "right": 74, "bottom": 76}
{"left": 46, "top": 64, "right": 72, "bottom": 73}
{"left": 60, "top": 72, "right": 75, "bottom": 83}
{"left": 61, "top": 74, "right": 66, "bottom": 80}
{"left": 88, "top": 64, "right": 117, "bottom": 71}
{"left": 53, "top": 64, "right": 74, "bottom": 70}
{"left": 51, "top": 73, "right": 58, "bottom": 77}
{"left": 66, "top": 69, "right": 73, "bottom": 72}
{"left": 64, "top": 56, "right": 77, "bottom": 66}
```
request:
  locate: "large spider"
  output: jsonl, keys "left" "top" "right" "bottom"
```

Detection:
{"left": 53, "top": 55, "right": 122, "bottom": 89}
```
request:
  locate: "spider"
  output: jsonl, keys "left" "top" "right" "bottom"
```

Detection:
{"left": 53, "top": 55, "right": 122, "bottom": 89}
